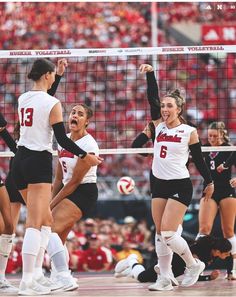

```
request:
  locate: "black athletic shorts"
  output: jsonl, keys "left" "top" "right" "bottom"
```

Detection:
{"left": 12, "top": 146, "right": 52, "bottom": 190}
{"left": 151, "top": 176, "right": 193, "bottom": 207}
{"left": 202, "top": 184, "right": 235, "bottom": 205}
{"left": 5, "top": 171, "right": 25, "bottom": 205}
{"left": 66, "top": 183, "right": 98, "bottom": 216}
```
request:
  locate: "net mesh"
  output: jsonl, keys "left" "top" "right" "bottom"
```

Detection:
{"left": 1, "top": 47, "right": 236, "bottom": 153}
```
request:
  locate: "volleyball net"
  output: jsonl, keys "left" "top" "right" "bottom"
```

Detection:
{"left": 0, "top": 45, "right": 236, "bottom": 199}
{"left": 1, "top": 45, "right": 236, "bottom": 157}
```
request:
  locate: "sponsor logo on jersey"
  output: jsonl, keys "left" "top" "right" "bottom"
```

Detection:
{"left": 209, "top": 152, "right": 219, "bottom": 159}
{"left": 156, "top": 131, "right": 182, "bottom": 143}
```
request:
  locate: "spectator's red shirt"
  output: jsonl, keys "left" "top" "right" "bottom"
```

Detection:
{"left": 82, "top": 248, "right": 108, "bottom": 270}
{"left": 71, "top": 249, "right": 85, "bottom": 272}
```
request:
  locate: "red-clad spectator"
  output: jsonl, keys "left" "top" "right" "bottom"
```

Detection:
{"left": 81, "top": 234, "right": 110, "bottom": 272}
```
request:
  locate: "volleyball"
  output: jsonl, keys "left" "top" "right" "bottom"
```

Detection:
{"left": 117, "top": 176, "right": 135, "bottom": 195}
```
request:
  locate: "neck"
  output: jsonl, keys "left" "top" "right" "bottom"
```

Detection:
{"left": 70, "top": 130, "right": 87, "bottom": 141}
{"left": 32, "top": 81, "right": 48, "bottom": 92}
{"left": 166, "top": 119, "right": 181, "bottom": 129}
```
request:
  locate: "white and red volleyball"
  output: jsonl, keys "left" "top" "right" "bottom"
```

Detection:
{"left": 117, "top": 176, "right": 135, "bottom": 195}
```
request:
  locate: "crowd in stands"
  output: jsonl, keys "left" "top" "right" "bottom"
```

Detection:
{"left": 159, "top": 2, "right": 236, "bottom": 24}
{"left": 0, "top": 2, "right": 235, "bottom": 196}
{"left": 6, "top": 217, "right": 154, "bottom": 274}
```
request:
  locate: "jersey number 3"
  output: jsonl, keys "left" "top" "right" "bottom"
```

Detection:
{"left": 20, "top": 108, "right": 34, "bottom": 126}
{"left": 160, "top": 145, "right": 167, "bottom": 158}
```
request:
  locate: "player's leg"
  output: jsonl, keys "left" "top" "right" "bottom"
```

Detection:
{"left": 219, "top": 197, "right": 236, "bottom": 278}
{"left": 197, "top": 197, "right": 218, "bottom": 238}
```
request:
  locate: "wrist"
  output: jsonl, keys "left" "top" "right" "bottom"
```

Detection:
{"left": 80, "top": 152, "right": 87, "bottom": 159}
{"left": 207, "top": 181, "right": 214, "bottom": 186}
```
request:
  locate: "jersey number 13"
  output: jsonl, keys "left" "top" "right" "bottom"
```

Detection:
{"left": 20, "top": 108, "right": 34, "bottom": 126}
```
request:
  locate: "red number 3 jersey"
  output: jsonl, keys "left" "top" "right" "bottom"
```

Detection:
{"left": 152, "top": 122, "right": 196, "bottom": 180}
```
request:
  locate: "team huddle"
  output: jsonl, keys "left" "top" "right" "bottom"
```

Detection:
{"left": 0, "top": 59, "right": 235, "bottom": 295}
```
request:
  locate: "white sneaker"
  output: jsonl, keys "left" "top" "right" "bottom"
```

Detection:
{"left": 34, "top": 275, "right": 63, "bottom": 291}
{"left": 54, "top": 271, "right": 79, "bottom": 291}
{"left": 114, "top": 258, "right": 129, "bottom": 274}
{"left": 231, "top": 270, "right": 236, "bottom": 278}
{"left": 114, "top": 266, "right": 132, "bottom": 278}
{"left": 127, "top": 254, "right": 138, "bottom": 266}
{"left": 148, "top": 275, "right": 173, "bottom": 291}
{"left": 18, "top": 279, "right": 51, "bottom": 296}
{"left": 0, "top": 278, "right": 18, "bottom": 293}
{"left": 153, "top": 265, "right": 178, "bottom": 286}
{"left": 181, "top": 259, "right": 205, "bottom": 287}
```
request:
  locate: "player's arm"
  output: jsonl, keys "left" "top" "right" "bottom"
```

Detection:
{"left": 51, "top": 160, "right": 63, "bottom": 199}
{"left": 50, "top": 157, "right": 91, "bottom": 209}
{"left": 217, "top": 151, "right": 235, "bottom": 173}
{"left": 132, "top": 121, "right": 154, "bottom": 156}
{"left": 0, "top": 113, "right": 17, "bottom": 153}
{"left": 47, "top": 59, "right": 68, "bottom": 96}
{"left": 139, "top": 64, "right": 161, "bottom": 120}
{"left": 198, "top": 270, "right": 220, "bottom": 281}
{"left": 50, "top": 102, "right": 103, "bottom": 166}
{"left": 189, "top": 130, "right": 214, "bottom": 200}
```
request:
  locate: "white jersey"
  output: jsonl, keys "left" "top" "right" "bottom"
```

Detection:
{"left": 152, "top": 122, "right": 196, "bottom": 180}
{"left": 58, "top": 133, "right": 99, "bottom": 185}
{"left": 17, "top": 91, "right": 59, "bottom": 152}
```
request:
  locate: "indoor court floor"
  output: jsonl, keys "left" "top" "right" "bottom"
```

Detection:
{"left": 6, "top": 272, "right": 236, "bottom": 297}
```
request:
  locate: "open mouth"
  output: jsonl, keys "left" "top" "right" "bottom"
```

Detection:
{"left": 162, "top": 114, "right": 169, "bottom": 121}
{"left": 70, "top": 119, "right": 78, "bottom": 126}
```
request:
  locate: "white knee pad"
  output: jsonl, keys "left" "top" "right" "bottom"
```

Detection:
{"left": 155, "top": 233, "right": 172, "bottom": 256}
{"left": 47, "top": 232, "right": 64, "bottom": 258}
{"left": 0, "top": 233, "right": 15, "bottom": 257}
{"left": 161, "top": 231, "right": 188, "bottom": 255}
{"left": 40, "top": 226, "right": 51, "bottom": 250}
{"left": 22, "top": 228, "right": 41, "bottom": 256}
{"left": 227, "top": 235, "right": 236, "bottom": 255}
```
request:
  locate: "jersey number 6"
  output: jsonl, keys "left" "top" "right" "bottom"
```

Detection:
{"left": 160, "top": 145, "right": 167, "bottom": 158}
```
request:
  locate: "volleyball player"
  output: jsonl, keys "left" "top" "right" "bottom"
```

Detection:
{"left": 0, "top": 117, "right": 18, "bottom": 293}
{"left": 0, "top": 58, "right": 68, "bottom": 234}
{"left": 197, "top": 122, "right": 236, "bottom": 280}
{"left": 142, "top": 89, "right": 214, "bottom": 291}
{"left": 46, "top": 103, "right": 99, "bottom": 289}
{"left": 0, "top": 59, "right": 68, "bottom": 293}
{"left": 11, "top": 58, "right": 102, "bottom": 295}
{"left": 115, "top": 235, "right": 231, "bottom": 284}
{"left": 134, "top": 65, "right": 208, "bottom": 291}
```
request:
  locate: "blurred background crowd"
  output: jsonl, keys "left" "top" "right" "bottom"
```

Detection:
{"left": 0, "top": 2, "right": 235, "bottom": 274}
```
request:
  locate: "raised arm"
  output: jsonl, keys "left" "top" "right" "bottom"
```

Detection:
{"left": 47, "top": 59, "right": 68, "bottom": 96}
{"left": 139, "top": 64, "right": 161, "bottom": 120}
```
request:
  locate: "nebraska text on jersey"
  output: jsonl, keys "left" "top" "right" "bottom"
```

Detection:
{"left": 156, "top": 132, "right": 182, "bottom": 143}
